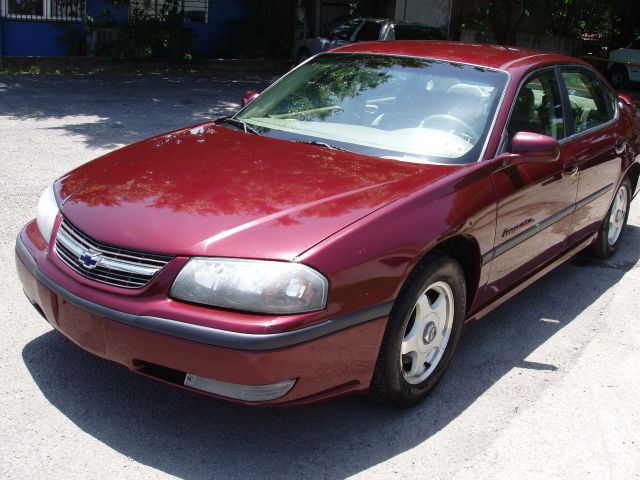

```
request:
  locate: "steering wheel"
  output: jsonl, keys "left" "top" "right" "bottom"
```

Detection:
{"left": 419, "top": 114, "right": 478, "bottom": 142}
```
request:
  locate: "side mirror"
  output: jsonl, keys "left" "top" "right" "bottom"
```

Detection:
{"left": 505, "top": 132, "right": 560, "bottom": 165}
{"left": 618, "top": 92, "right": 640, "bottom": 114}
{"left": 618, "top": 93, "right": 634, "bottom": 107}
{"left": 241, "top": 91, "right": 259, "bottom": 108}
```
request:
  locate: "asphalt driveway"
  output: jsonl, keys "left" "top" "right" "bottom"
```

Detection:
{"left": 1, "top": 73, "right": 639, "bottom": 480}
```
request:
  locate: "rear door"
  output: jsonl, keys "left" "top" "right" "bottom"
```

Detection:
{"left": 559, "top": 67, "right": 624, "bottom": 245}
{"left": 486, "top": 68, "right": 579, "bottom": 295}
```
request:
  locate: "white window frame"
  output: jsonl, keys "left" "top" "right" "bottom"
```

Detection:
{"left": 1, "top": 0, "right": 86, "bottom": 21}
{"left": 128, "top": 0, "right": 210, "bottom": 25}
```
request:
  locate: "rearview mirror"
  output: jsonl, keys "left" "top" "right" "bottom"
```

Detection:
{"left": 241, "top": 91, "right": 259, "bottom": 108}
{"left": 507, "top": 132, "right": 560, "bottom": 165}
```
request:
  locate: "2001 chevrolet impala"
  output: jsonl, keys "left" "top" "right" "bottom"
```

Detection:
{"left": 16, "top": 41, "right": 639, "bottom": 408}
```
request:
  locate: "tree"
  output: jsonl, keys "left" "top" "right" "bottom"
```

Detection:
{"left": 464, "top": 0, "right": 629, "bottom": 46}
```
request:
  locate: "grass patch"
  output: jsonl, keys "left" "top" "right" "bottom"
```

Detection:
{"left": 0, "top": 59, "right": 290, "bottom": 77}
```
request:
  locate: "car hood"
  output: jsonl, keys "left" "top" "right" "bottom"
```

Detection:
{"left": 56, "top": 123, "right": 456, "bottom": 260}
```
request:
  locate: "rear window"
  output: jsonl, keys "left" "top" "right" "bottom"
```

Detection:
{"left": 392, "top": 25, "right": 447, "bottom": 40}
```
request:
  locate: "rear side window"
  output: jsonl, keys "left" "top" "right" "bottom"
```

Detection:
{"left": 560, "top": 68, "right": 614, "bottom": 133}
{"left": 332, "top": 20, "right": 361, "bottom": 41}
{"left": 392, "top": 25, "right": 447, "bottom": 40}
{"left": 507, "top": 70, "right": 565, "bottom": 141}
{"left": 355, "top": 21, "right": 382, "bottom": 41}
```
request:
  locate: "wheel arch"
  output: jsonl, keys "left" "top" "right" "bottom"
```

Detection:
{"left": 405, "top": 234, "right": 483, "bottom": 312}
{"left": 626, "top": 161, "right": 640, "bottom": 197}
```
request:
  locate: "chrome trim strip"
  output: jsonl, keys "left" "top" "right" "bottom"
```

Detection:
{"left": 16, "top": 236, "right": 393, "bottom": 351}
{"left": 574, "top": 183, "right": 614, "bottom": 210}
{"left": 54, "top": 219, "right": 173, "bottom": 289}
{"left": 59, "top": 222, "right": 169, "bottom": 266}
{"left": 482, "top": 183, "right": 613, "bottom": 265}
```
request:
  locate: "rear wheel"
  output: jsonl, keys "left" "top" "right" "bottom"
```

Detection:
{"left": 370, "top": 253, "right": 466, "bottom": 408}
{"left": 591, "top": 177, "right": 632, "bottom": 259}
{"left": 609, "top": 65, "right": 629, "bottom": 89}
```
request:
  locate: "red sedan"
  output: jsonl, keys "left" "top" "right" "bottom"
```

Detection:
{"left": 15, "top": 41, "right": 639, "bottom": 408}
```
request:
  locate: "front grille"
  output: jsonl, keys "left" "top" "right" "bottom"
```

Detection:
{"left": 54, "top": 218, "right": 174, "bottom": 289}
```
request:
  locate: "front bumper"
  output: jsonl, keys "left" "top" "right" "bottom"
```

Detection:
{"left": 15, "top": 221, "right": 390, "bottom": 405}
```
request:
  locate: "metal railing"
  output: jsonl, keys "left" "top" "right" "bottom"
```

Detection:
{"left": 1, "top": 0, "right": 85, "bottom": 21}
{"left": 129, "top": 0, "right": 208, "bottom": 24}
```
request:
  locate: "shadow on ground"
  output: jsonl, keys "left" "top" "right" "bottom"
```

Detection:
{"left": 22, "top": 225, "right": 640, "bottom": 479}
{"left": 0, "top": 73, "right": 273, "bottom": 150}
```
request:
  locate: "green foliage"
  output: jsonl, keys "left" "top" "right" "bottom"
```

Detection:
{"left": 346, "top": 0, "right": 386, "bottom": 18}
{"left": 58, "top": 2, "right": 195, "bottom": 60}
{"left": 59, "top": 25, "right": 88, "bottom": 56}
{"left": 110, "top": 2, "right": 196, "bottom": 60}
{"left": 462, "top": 0, "right": 627, "bottom": 46}
{"left": 59, "top": 10, "right": 117, "bottom": 57}
{"left": 543, "top": 0, "right": 623, "bottom": 37}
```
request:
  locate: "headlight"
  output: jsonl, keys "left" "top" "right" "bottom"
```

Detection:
{"left": 170, "top": 258, "right": 328, "bottom": 314}
{"left": 36, "top": 185, "right": 59, "bottom": 244}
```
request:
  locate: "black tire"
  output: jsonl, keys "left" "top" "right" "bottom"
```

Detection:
{"left": 590, "top": 176, "right": 632, "bottom": 259}
{"left": 609, "top": 65, "right": 629, "bottom": 89}
{"left": 370, "top": 253, "right": 466, "bottom": 408}
{"left": 296, "top": 48, "right": 311, "bottom": 65}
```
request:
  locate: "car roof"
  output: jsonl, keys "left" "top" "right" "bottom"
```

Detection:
{"left": 331, "top": 41, "right": 588, "bottom": 72}
{"left": 359, "top": 17, "right": 440, "bottom": 28}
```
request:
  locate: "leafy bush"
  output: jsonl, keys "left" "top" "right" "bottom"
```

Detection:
{"left": 111, "top": 2, "right": 196, "bottom": 60}
{"left": 58, "top": 1, "right": 195, "bottom": 61}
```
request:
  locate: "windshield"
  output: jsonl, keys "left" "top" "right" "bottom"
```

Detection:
{"left": 235, "top": 53, "right": 509, "bottom": 164}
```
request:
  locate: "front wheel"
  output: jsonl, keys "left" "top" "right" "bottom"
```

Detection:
{"left": 590, "top": 177, "right": 632, "bottom": 259}
{"left": 370, "top": 253, "right": 466, "bottom": 408}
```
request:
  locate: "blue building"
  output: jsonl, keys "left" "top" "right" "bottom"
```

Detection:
{"left": 0, "top": 0, "right": 246, "bottom": 57}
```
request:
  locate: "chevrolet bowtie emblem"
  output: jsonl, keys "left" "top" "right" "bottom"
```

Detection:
{"left": 79, "top": 250, "right": 101, "bottom": 270}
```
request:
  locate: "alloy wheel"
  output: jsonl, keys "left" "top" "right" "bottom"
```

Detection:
{"left": 400, "top": 281, "right": 454, "bottom": 385}
{"left": 608, "top": 185, "right": 628, "bottom": 246}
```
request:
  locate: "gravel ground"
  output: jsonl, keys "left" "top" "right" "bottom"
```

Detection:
{"left": 1, "top": 74, "right": 639, "bottom": 480}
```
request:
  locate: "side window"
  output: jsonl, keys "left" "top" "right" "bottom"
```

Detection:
{"left": 561, "top": 69, "right": 613, "bottom": 133}
{"left": 393, "top": 25, "right": 447, "bottom": 40}
{"left": 507, "top": 70, "right": 565, "bottom": 141}
{"left": 629, "top": 38, "right": 640, "bottom": 49}
{"left": 355, "top": 21, "right": 382, "bottom": 41}
{"left": 332, "top": 20, "right": 362, "bottom": 41}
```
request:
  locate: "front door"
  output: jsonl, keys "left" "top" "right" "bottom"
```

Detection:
{"left": 486, "top": 68, "right": 579, "bottom": 295}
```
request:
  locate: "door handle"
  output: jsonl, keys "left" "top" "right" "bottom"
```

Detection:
{"left": 562, "top": 158, "right": 578, "bottom": 177}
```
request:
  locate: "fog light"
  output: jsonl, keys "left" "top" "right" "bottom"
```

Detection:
{"left": 184, "top": 373, "right": 296, "bottom": 402}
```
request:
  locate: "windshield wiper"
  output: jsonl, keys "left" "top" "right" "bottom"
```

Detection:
{"left": 296, "top": 140, "right": 347, "bottom": 151}
{"left": 217, "top": 118, "right": 260, "bottom": 135}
